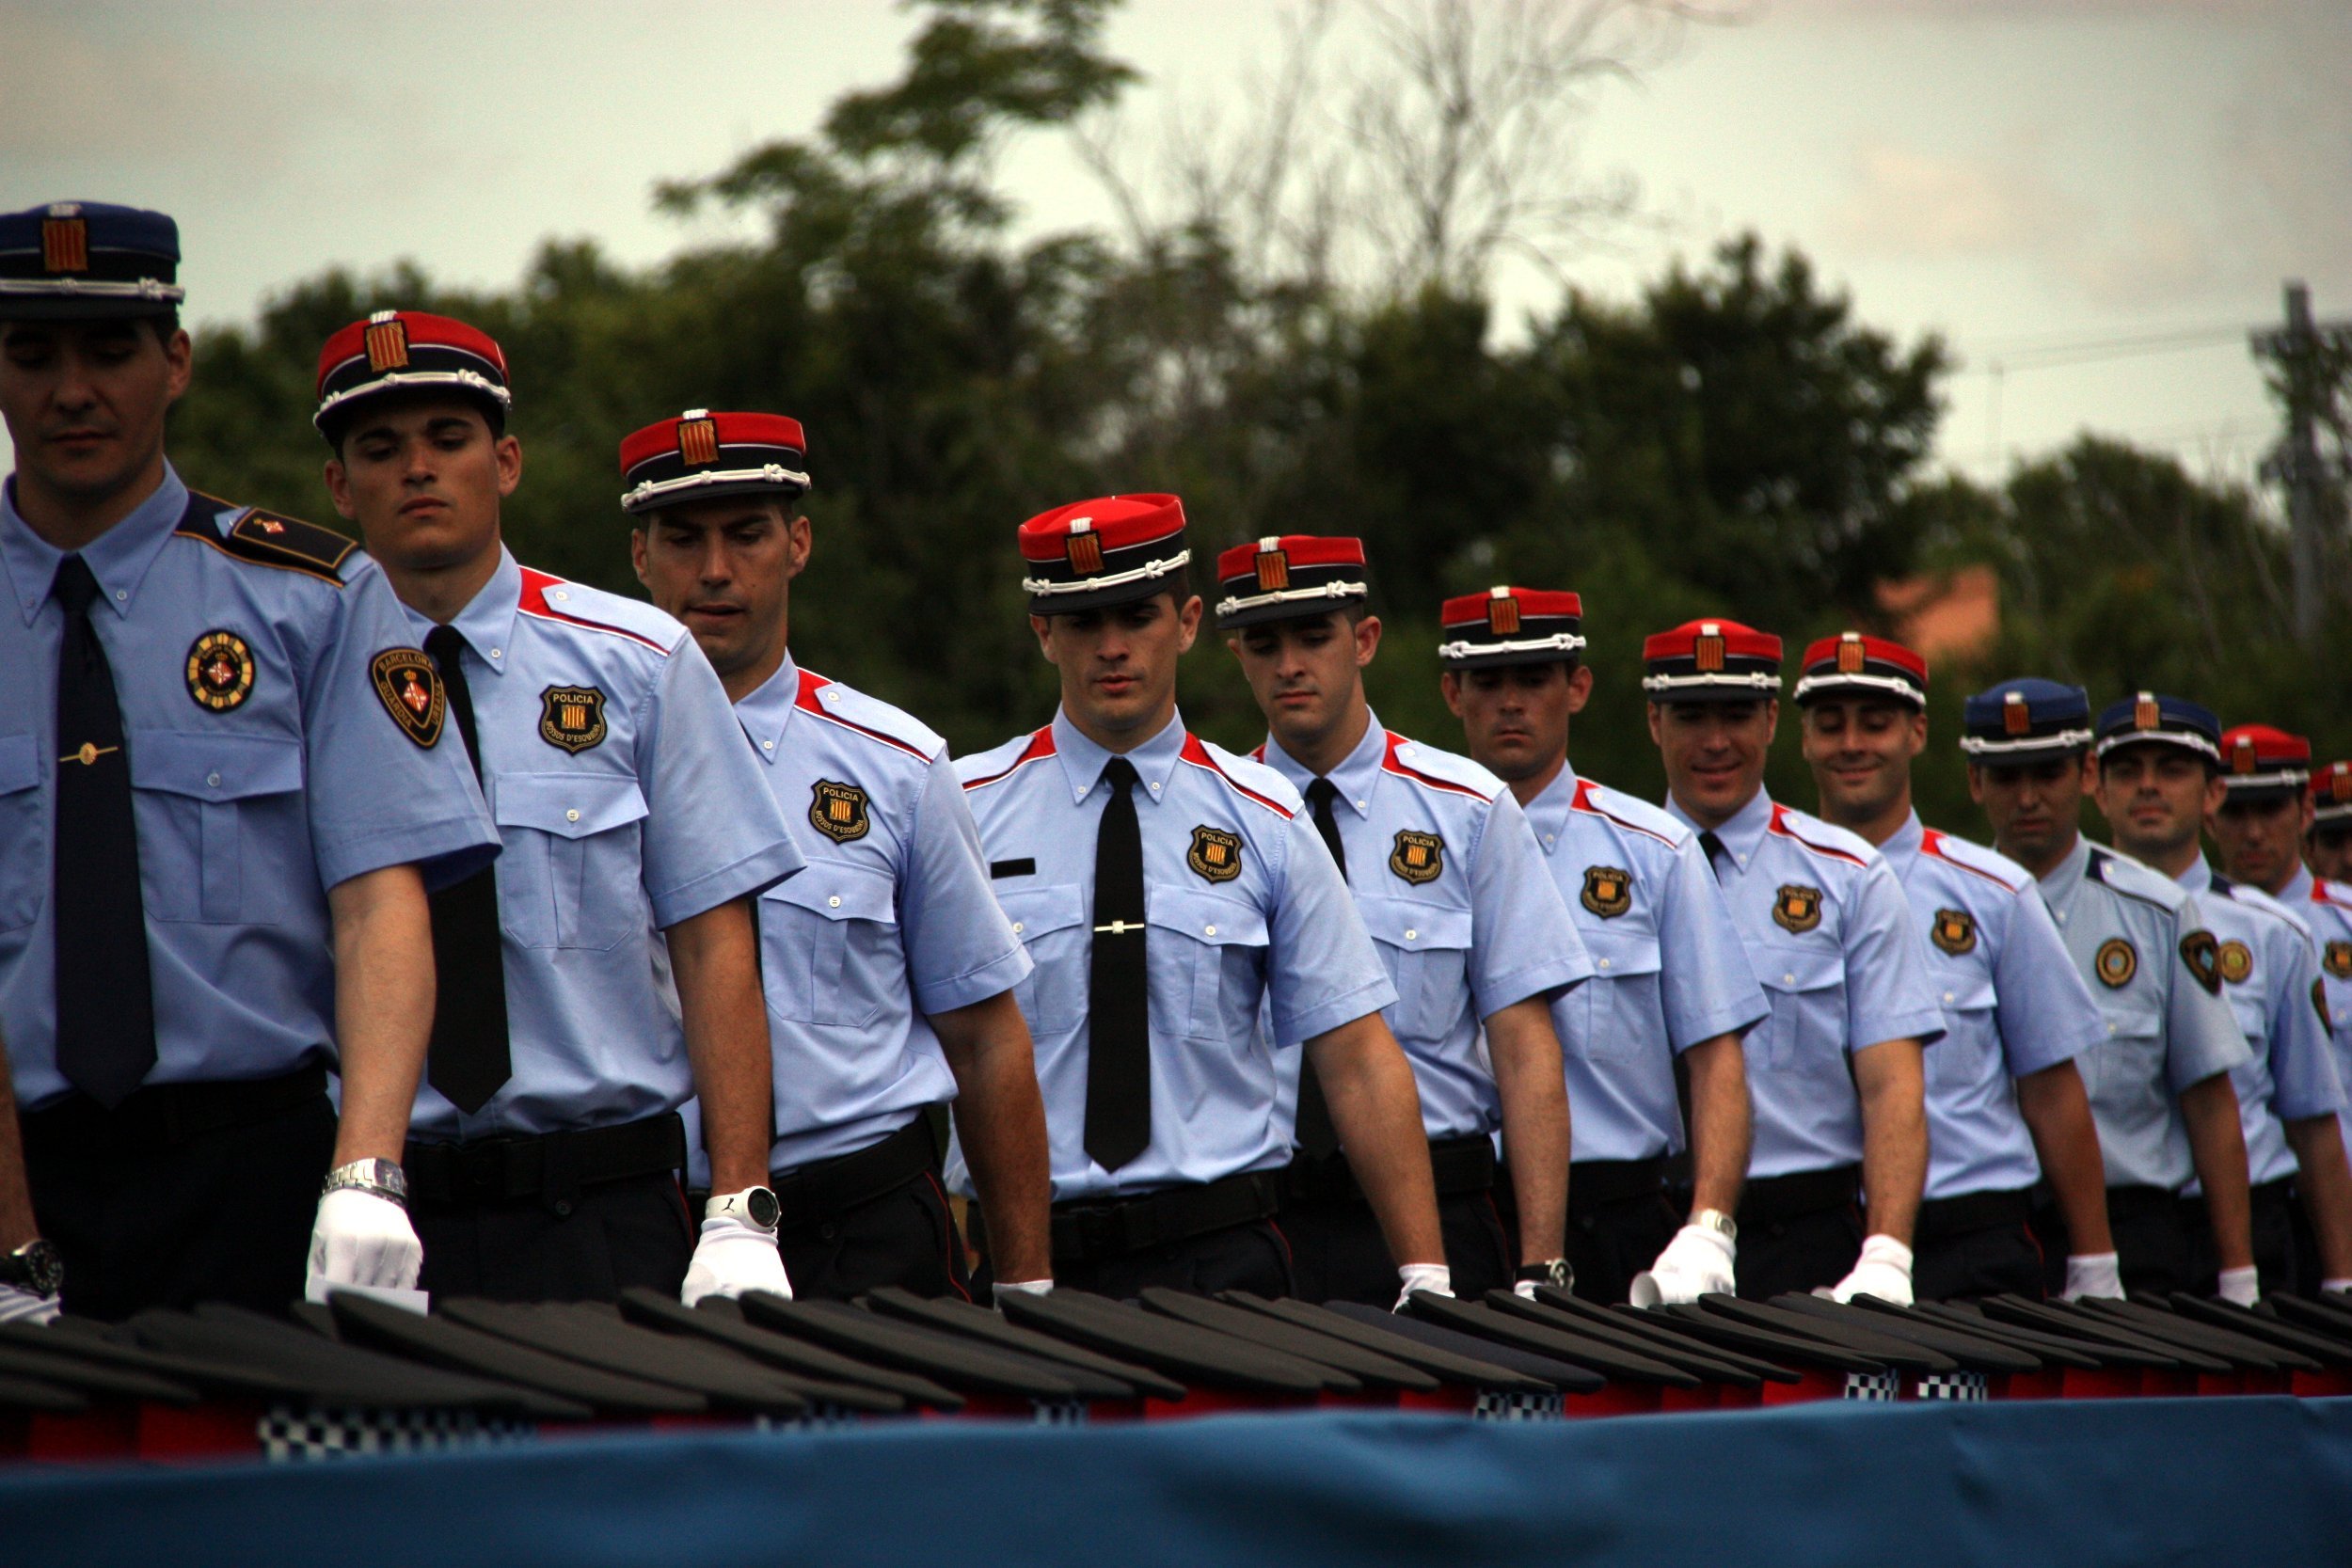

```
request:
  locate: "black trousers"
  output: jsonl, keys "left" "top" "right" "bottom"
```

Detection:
{"left": 778, "top": 1169, "right": 972, "bottom": 1303}
{"left": 413, "top": 1170, "right": 693, "bottom": 1303}
{"left": 2290, "top": 1179, "right": 2328, "bottom": 1297}
{"left": 1565, "top": 1190, "right": 1681, "bottom": 1306}
{"left": 1914, "top": 1226, "right": 2043, "bottom": 1303}
{"left": 1283, "top": 1191, "right": 1512, "bottom": 1307}
{"left": 1735, "top": 1206, "right": 1863, "bottom": 1300}
{"left": 2034, "top": 1184, "right": 2197, "bottom": 1297}
{"left": 24, "top": 1080, "right": 336, "bottom": 1322}
{"left": 1038, "top": 1218, "right": 1294, "bottom": 1300}
{"left": 2183, "top": 1177, "right": 2298, "bottom": 1298}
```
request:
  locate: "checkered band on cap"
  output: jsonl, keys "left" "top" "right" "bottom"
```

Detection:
{"left": 1793, "top": 632, "right": 1928, "bottom": 707}
{"left": 1017, "top": 494, "right": 1190, "bottom": 613}
{"left": 1437, "top": 587, "right": 1586, "bottom": 668}
{"left": 314, "top": 310, "right": 512, "bottom": 436}
{"left": 618, "top": 409, "right": 809, "bottom": 514}
{"left": 1212, "top": 534, "right": 1370, "bottom": 627}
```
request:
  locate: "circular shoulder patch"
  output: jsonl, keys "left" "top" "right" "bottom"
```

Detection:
{"left": 2325, "top": 940, "right": 2352, "bottom": 981}
{"left": 2095, "top": 936, "right": 2137, "bottom": 989}
{"left": 2216, "top": 939, "right": 2254, "bottom": 986}
{"left": 185, "top": 629, "right": 255, "bottom": 712}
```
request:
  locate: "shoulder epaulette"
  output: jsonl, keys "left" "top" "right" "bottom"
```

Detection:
{"left": 1378, "top": 732, "right": 1497, "bottom": 802}
{"left": 176, "top": 493, "right": 357, "bottom": 585}
{"left": 1182, "top": 735, "right": 1295, "bottom": 818}
{"left": 2083, "top": 845, "right": 2178, "bottom": 912}
{"left": 1918, "top": 828, "right": 2026, "bottom": 894}
{"left": 516, "top": 567, "right": 674, "bottom": 654}
{"left": 960, "top": 727, "right": 1056, "bottom": 792}
{"left": 1767, "top": 803, "right": 1868, "bottom": 867}
{"left": 793, "top": 669, "right": 938, "bottom": 763}
{"left": 2315, "top": 879, "right": 2352, "bottom": 911}
{"left": 1568, "top": 779, "right": 1679, "bottom": 848}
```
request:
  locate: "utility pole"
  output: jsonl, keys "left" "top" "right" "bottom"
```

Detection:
{"left": 2252, "top": 282, "right": 2351, "bottom": 648}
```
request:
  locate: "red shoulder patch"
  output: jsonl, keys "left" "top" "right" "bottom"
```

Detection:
{"left": 1567, "top": 778, "right": 1677, "bottom": 847}
{"left": 1918, "top": 828, "right": 2023, "bottom": 892}
{"left": 517, "top": 566, "right": 670, "bottom": 653}
{"left": 1181, "top": 734, "right": 1295, "bottom": 818}
{"left": 1768, "top": 803, "right": 1867, "bottom": 867}
{"left": 1377, "top": 732, "right": 1490, "bottom": 800}
{"left": 962, "top": 726, "right": 1057, "bottom": 792}
{"left": 792, "top": 668, "right": 930, "bottom": 761}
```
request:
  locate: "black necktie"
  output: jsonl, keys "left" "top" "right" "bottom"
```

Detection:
{"left": 1698, "top": 830, "right": 1730, "bottom": 883}
{"left": 422, "top": 625, "right": 512, "bottom": 1114}
{"left": 50, "top": 556, "right": 155, "bottom": 1108}
{"left": 1294, "top": 779, "right": 1348, "bottom": 1160}
{"left": 1085, "top": 757, "right": 1151, "bottom": 1171}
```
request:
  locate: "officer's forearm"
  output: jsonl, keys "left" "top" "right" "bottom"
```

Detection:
{"left": 326, "top": 863, "right": 434, "bottom": 1166}
{"left": 1308, "top": 1014, "right": 1445, "bottom": 1268}
{"left": 1681, "top": 1033, "right": 1751, "bottom": 1218}
{"left": 0, "top": 1044, "right": 37, "bottom": 1251}
{"left": 1851, "top": 1037, "right": 1926, "bottom": 1245}
{"left": 667, "top": 898, "right": 774, "bottom": 1196}
{"left": 2180, "top": 1072, "right": 2255, "bottom": 1271}
{"left": 2283, "top": 1116, "right": 2352, "bottom": 1280}
{"left": 2014, "top": 1058, "right": 2113, "bottom": 1254}
{"left": 932, "top": 990, "right": 1054, "bottom": 1284}
{"left": 1484, "top": 997, "right": 1568, "bottom": 1262}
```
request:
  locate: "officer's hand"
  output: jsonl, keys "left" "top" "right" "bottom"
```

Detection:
{"left": 2217, "top": 1265, "right": 2261, "bottom": 1307}
{"left": 2059, "top": 1252, "right": 2124, "bottom": 1302}
{"left": 309, "top": 1188, "right": 423, "bottom": 1291}
{"left": 0, "top": 1283, "right": 59, "bottom": 1325}
{"left": 1392, "top": 1261, "right": 1453, "bottom": 1312}
{"left": 1630, "top": 1223, "right": 1739, "bottom": 1307}
{"left": 1822, "top": 1234, "right": 1914, "bottom": 1307}
{"left": 993, "top": 1278, "right": 1054, "bottom": 1307}
{"left": 681, "top": 1216, "right": 790, "bottom": 1307}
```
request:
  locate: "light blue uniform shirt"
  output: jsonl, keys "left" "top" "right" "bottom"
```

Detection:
{"left": 1259, "top": 717, "right": 1590, "bottom": 1142}
{"left": 2281, "top": 865, "right": 2352, "bottom": 1161}
{"left": 2177, "top": 856, "right": 2344, "bottom": 1188}
{"left": 399, "top": 547, "right": 803, "bottom": 1141}
{"left": 1523, "top": 763, "right": 1765, "bottom": 1163}
{"left": 952, "top": 708, "right": 1394, "bottom": 1202}
{"left": 1664, "top": 789, "right": 1946, "bottom": 1179}
{"left": 0, "top": 466, "right": 499, "bottom": 1109}
{"left": 1882, "top": 814, "right": 2106, "bottom": 1200}
{"left": 2037, "top": 836, "right": 2249, "bottom": 1190}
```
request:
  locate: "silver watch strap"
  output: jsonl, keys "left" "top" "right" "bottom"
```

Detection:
{"left": 321, "top": 1158, "right": 408, "bottom": 1209}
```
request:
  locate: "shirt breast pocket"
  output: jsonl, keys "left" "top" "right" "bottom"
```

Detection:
{"left": 492, "top": 772, "right": 648, "bottom": 951}
{"left": 1755, "top": 942, "right": 1848, "bottom": 1072}
{"left": 759, "top": 862, "right": 899, "bottom": 1029}
{"left": 0, "top": 735, "right": 40, "bottom": 932}
{"left": 2084, "top": 990, "right": 2164, "bottom": 1102}
{"left": 131, "top": 731, "right": 304, "bottom": 924}
{"left": 997, "top": 884, "right": 1089, "bottom": 1034}
{"left": 1146, "top": 886, "right": 1270, "bottom": 1043}
{"left": 1574, "top": 927, "right": 1663, "bottom": 1063}
{"left": 1355, "top": 894, "right": 1474, "bottom": 1046}
{"left": 1926, "top": 969, "right": 1998, "bottom": 1091}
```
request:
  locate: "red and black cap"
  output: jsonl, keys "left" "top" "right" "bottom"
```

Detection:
{"left": 1213, "top": 535, "right": 1369, "bottom": 629}
{"left": 2312, "top": 761, "right": 2352, "bottom": 826}
{"left": 1018, "top": 494, "right": 1190, "bottom": 615}
{"left": 618, "top": 410, "right": 809, "bottom": 515}
{"left": 0, "top": 201, "right": 182, "bottom": 320}
{"left": 2218, "top": 724, "right": 2311, "bottom": 801}
{"left": 1437, "top": 587, "right": 1585, "bottom": 670}
{"left": 1641, "top": 618, "right": 1783, "bottom": 702}
{"left": 313, "top": 310, "right": 511, "bottom": 441}
{"left": 1793, "top": 632, "right": 1928, "bottom": 708}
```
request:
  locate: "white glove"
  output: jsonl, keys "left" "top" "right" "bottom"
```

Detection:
{"left": 681, "top": 1215, "right": 791, "bottom": 1307}
{"left": 0, "top": 1283, "right": 58, "bottom": 1324}
{"left": 1630, "top": 1224, "right": 1739, "bottom": 1307}
{"left": 2217, "top": 1264, "right": 2261, "bottom": 1307}
{"left": 994, "top": 1278, "right": 1054, "bottom": 1300}
{"left": 1822, "top": 1233, "right": 1914, "bottom": 1306}
{"left": 2060, "top": 1252, "right": 2123, "bottom": 1302}
{"left": 309, "top": 1187, "right": 422, "bottom": 1291}
{"left": 1393, "top": 1261, "right": 1453, "bottom": 1312}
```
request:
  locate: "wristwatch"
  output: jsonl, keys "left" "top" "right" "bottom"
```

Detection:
{"left": 1515, "top": 1258, "right": 1573, "bottom": 1290}
{"left": 1692, "top": 1207, "right": 1738, "bottom": 1243}
{"left": 321, "top": 1158, "right": 408, "bottom": 1209}
{"left": 706, "top": 1186, "right": 782, "bottom": 1232}
{"left": 0, "top": 1239, "right": 63, "bottom": 1297}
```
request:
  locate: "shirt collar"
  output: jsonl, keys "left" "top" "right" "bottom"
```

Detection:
{"left": 403, "top": 546, "right": 522, "bottom": 673}
{"left": 2282, "top": 865, "right": 2316, "bottom": 906}
{"left": 1879, "top": 810, "right": 1927, "bottom": 874}
{"left": 1667, "top": 784, "right": 1773, "bottom": 870}
{"left": 3, "top": 461, "right": 189, "bottom": 626}
{"left": 2175, "top": 853, "right": 2215, "bottom": 896}
{"left": 2039, "top": 832, "right": 2091, "bottom": 904}
{"left": 1519, "top": 758, "right": 1581, "bottom": 852}
{"left": 733, "top": 648, "right": 801, "bottom": 765}
{"left": 1259, "top": 709, "right": 1386, "bottom": 819}
{"left": 1052, "top": 705, "right": 1186, "bottom": 806}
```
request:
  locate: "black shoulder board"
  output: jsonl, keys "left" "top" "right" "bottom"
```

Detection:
{"left": 2209, "top": 872, "right": 2236, "bottom": 895}
{"left": 177, "top": 495, "right": 358, "bottom": 585}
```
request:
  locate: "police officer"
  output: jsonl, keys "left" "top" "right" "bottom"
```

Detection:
{"left": 2138, "top": 720, "right": 2351, "bottom": 1294}
{"left": 954, "top": 495, "right": 1448, "bottom": 1301}
{"left": 623, "top": 408, "right": 1054, "bottom": 1300}
{"left": 1643, "top": 619, "right": 1943, "bottom": 1303}
{"left": 1795, "top": 635, "right": 2117, "bottom": 1301}
{"left": 314, "top": 312, "right": 805, "bottom": 1304}
{"left": 1438, "top": 587, "right": 1762, "bottom": 1306}
{"left": 1217, "top": 541, "right": 1584, "bottom": 1306}
{"left": 0, "top": 205, "right": 501, "bottom": 1319}
{"left": 1973, "top": 681, "right": 2257, "bottom": 1299}
{"left": 2311, "top": 762, "right": 2352, "bottom": 885}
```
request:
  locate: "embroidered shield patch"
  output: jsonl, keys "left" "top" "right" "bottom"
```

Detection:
{"left": 185, "top": 629, "right": 255, "bottom": 713}
{"left": 1390, "top": 831, "right": 1445, "bottom": 885}
{"left": 2217, "top": 939, "right": 2254, "bottom": 986}
{"left": 2326, "top": 941, "right": 2352, "bottom": 981}
{"left": 368, "top": 647, "right": 444, "bottom": 748}
{"left": 1581, "top": 865, "right": 1632, "bottom": 918}
{"left": 2180, "top": 929, "right": 2221, "bottom": 994}
{"left": 809, "top": 780, "right": 871, "bottom": 844}
{"left": 1772, "top": 884, "right": 1823, "bottom": 935}
{"left": 1931, "top": 908, "right": 1978, "bottom": 957}
{"left": 2095, "top": 936, "right": 2137, "bottom": 989}
{"left": 539, "top": 686, "right": 607, "bottom": 754}
{"left": 1188, "top": 825, "right": 1244, "bottom": 883}
{"left": 2316, "top": 978, "right": 2334, "bottom": 1032}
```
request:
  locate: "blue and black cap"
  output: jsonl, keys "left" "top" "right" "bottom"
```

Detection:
{"left": 1959, "top": 677, "right": 2092, "bottom": 765}
{"left": 0, "top": 201, "right": 183, "bottom": 321}
{"left": 2093, "top": 690, "right": 2221, "bottom": 765}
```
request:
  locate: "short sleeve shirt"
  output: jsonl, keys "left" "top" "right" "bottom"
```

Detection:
{"left": 2283, "top": 865, "right": 2352, "bottom": 1164}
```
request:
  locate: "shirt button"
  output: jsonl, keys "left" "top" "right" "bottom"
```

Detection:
{"left": 1356, "top": 800, "right": 1367, "bottom": 811}
{"left": 829, "top": 895, "right": 842, "bottom": 909}
{"left": 114, "top": 590, "right": 126, "bottom": 602}
{"left": 762, "top": 740, "right": 774, "bottom": 752}
{"left": 1205, "top": 925, "right": 1217, "bottom": 936}
{"left": 1597, "top": 958, "right": 1612, "bottom": 971}
{"left": 489, "top": 648, "right": 502, "bottom": 659}
{"left": 1943, "top": 990, "right": 1955, "bottom": 1003}
{"left": 1012, "top": 922, "right": 1025, "bottom": 934}
{"left": 553, "top": 590, "right": 569, "bottom": 602}
{"left": 1406, "top": 929, "right": 1419, "bottom": 942}
{"left": 2107, "top": 1022, "right": 2118, "bottom": 1035}
{"left": 206, "top": 771, "right": 222, "bottom": 788}
{"left": 565, "top": 809, "right": 580, "bottom": 822}
{"left": 1149, "top": 782, "right": 1160, "bottom": 794}
{"left": 1784, "top": 972, "right": 1796, "bottom": 984}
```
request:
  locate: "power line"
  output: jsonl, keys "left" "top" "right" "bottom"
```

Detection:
{"left": 1956, "top": 325, "right": 2247, "bottom": 376}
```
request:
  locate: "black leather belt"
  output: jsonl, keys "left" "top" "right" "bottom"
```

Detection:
{"left": 1738, "top": 1164, "right": 1861, "bottom": 1227}
{"left": 1915, "top": 1183, "right": 2035, "bottom": 1245}
{"left": 1281, "top": 1132, "right": 1497, "bottom": 1206}
{"left": 405, "top": 1112, "right": 686, "bottom": 1207}
{"left": 2104, "top": 1182, "right": 2183, "bottom": 1224}
{"left": 22, "top": 1061, "right": 327, "bottom": 1150}
{"left": 1568, "top": 1156, "right": 1670, "bottom": 1212}
{"left": 1048, "top": 1170, "right": 1281, "bottom": 1266}
{"left": 770, "top": 1116, "right": 938, "bottom": 1232}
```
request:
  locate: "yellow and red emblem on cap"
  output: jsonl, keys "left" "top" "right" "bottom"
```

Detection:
{"left": 616, "top": 409, "right": 810, "bottom": 514}
{"left": 41, "top": 214, "right": 87, "bottom": 273}
{"left": 1256, "top": 542, "right": 1290, "bottom": 593}
{"left": 2316, "top": 760, "right": 2352, "bottom": 820}
{"left": 1641, "top": 618, "right": 1783, "bottom": 700}
{"left": 2003, "top": 691, "right": 2031, "bottom": 736}
{"left": 2134, "top": 692, "right": 2161, "bottom": 732}
{"left": 313, "top": 309, "right": 512, "bottom": 436}
{"left": 363, "top": 316, "right": 409, "bottom": 372}
{"left": 1018, "top": 494, "right": 1190, "bottom": 613}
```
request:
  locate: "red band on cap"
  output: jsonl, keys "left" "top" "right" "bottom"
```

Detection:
{"left": 1213, "top": 535, "right": 1367, "bottom": 580}
{"left": 1019, "top": 495, "right": 1187, "bottom": 563}
{"left": 1440, "top": 589, "right": 1582, "bottom": 628}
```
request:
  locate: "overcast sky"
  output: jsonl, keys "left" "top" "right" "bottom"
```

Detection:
{"left": 6, "top": 0, "right": 2346, "bottom": 491}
